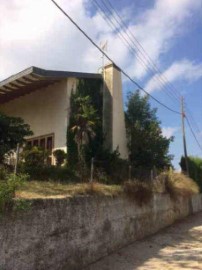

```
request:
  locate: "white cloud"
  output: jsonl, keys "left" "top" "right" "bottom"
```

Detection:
{"left": 0, "top": 0, "right": 201, "bottom": 81}
{"left": 145, "top": 60, "right": 202, "bottom": 93}
{"left": 125, "top": 0, "right": 201, "bottom": 78}
{"left": 162, "top": 126, "right": 179, "bottom": 138}
{"left": 0, "top": 0, "right": 107, "bottom": 78}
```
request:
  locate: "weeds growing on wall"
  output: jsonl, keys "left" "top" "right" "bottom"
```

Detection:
{"left": 123, "top": 180, "right": 153, "bottom": 206}
{"left": 0, "top": 173, "right": 28, "bottom": 214}
{"left": 154, "top": 170, "right": 199, "bottom": 200}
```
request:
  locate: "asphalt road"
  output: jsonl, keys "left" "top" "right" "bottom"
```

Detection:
{"left": 86, "top": 212, "right": 202, "bottom": 270}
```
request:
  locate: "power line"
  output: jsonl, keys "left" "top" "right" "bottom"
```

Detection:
{"left": 50, "top": 0, "right": 202, "bottom": 157}
{"left": 102, "top": 0, "right": 200, "bottom": 146}
{"left": 99, "top": 0, "right": 182, "bottom": 103}
{"left": 184, "top": 102, "right": 201, "bottom": 134}
{"left": 49, "top": 0, "right": 181, "bottom": 115}
{"left": 101, "top": 0, "right": 181, "bottom": 102}
{"left": 92, "top": 0, "right": 180, "bottom": 104}
{"left": 184, "top": 100, "right": 202, "bottom": 153}
{"left": 185, "top": 115, "right": 202, "bottom": 153}
{"left": 95, "top": 0, "right": 202, "bottom": 146}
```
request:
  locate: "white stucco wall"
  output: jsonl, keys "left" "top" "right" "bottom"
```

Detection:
{"left": 0, "top": 78, "right": 76, "bottom": 151}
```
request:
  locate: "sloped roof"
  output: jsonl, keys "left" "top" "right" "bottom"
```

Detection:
{"left": 0, "top": 66, "right": 102, "bottom": 104}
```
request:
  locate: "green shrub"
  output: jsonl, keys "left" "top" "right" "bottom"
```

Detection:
{"left": 94, "top": 149, "right": 129, "bottom": 184}
{"left": 67, "top": 79, "right": 103, "bottom": 169}
{"left": 0, "top": 112, "right": 33, "bottom": 164}
{"left": 0, "top": 165, "right": 8, "bottom": 180}
{"left": 22, "top": 165, "right": 79, "bottom": 183}
{"left": 13, "top": 199, "right": 32, "bottom": 212}
{"left": 0, "top": 174, "right": 28, "bottom": 214}
{"left": 21, "top": 146, "right": 50, "bottom": 168}
{"left": 53, "top": 149, "right": 66, "bottom": 167}
{"left": 180, "top": 156, "right": 202, "bottom": 192}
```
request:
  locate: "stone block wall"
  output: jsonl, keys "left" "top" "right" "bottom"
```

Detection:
{"left": 0, "top": 194, "right": 202, "bottom": 270}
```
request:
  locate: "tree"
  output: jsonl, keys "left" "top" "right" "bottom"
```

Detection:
{"left": 180, "top": 156, "right": 202, "bottom": 192}
{"left": 67, "top": 79, "right": 103, "bottom": 168}
{"left": 125, "top": 91, "right": 173, "bottom": 169}
{"left": 0, "top": 112, "right": 33, "bottom": 163}
{"left": 53, "top": 149, "right": 66, "bottom": 167}
{"left": 21, "top": 146, "right": 49, "bottom": 169}
{"left": 70, "top": 96, "right": 99, "bottom": 179}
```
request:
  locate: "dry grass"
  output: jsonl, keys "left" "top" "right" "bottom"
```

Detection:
{"left": 16, "top": 181, "right": 122, "bottom": 199}
{"left": 123, "top": 180, "right": 153, "bottom": 206}
{"left": 154, "top": 171, "right": 199, "bottom": 199}
{"left": 15, "top": 170, "right": 199, "bottom": 202}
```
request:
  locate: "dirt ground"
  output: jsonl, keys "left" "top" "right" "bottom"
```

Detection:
{"left": 86, "top": 212, "right": 202, "bottom": 270}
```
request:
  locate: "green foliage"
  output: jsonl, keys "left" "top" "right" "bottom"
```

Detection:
{"left": 0, "top": 173, "right": 28, "bottom": 214}
{"left": 94, "top": 148, "right": 129, "bottom": 184}
{"left": 20, "top": 147, "right": 77, "bottom": 182}
{"left": 21, "top": 165, "right": 79, "bottom": 183}
{"left": 76, "top": 79, "right": 103, "bottom": 161}
{"left": 180, "top": 156, "right": 202, "bottom": 192}
{"left": 53, "top": 149, "right": 66, "bottom": 167}
{"left": 0, "top": 166, "right": 8, "bottom": 180}
{"left": 21, "top": 146, "right": 50, "bottom": 169}
{"left": 67, "top": 79, "right": 103, "bottom": 180}
{"left": 125, "top": 91, "right": 173, "bottom": 169}
{"left": 67, "top": 92, "right": 81, "bottom": 168}
{"left": 71, "top": 96, "right": 98, "bottom": 145}
{"left": 13, "top": 199, "right": 32, "bottom": 212}
{"left": 0, "top": 112, "right": 33, "bottom": 163}
{"left": 71, "top": 95, "right": 99, "bottom": 180}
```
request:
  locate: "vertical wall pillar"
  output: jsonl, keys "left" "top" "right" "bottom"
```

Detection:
{"left": 103, "top": 63, "right": 128, "bottom": 159}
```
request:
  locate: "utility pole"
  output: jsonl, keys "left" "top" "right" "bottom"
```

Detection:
{"left": 181, "top": 96, "right": 189, "bottom": 176}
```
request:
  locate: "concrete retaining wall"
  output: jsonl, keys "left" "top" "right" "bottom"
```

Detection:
{"left": 0, "top": 194, "right": 202, "bottom": 270}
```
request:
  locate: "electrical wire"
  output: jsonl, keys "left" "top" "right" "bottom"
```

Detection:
{"left": 50, "top": 0, "right": 181, "bottom": 115}
{"left": 99, "top": 0, "right": 182, "bottom": 102}
{"left": 94, "top": 0, "right": 202, "bottom": 146}
{"left": 92, "top": 0, "right": 180, "bottom": 104}
{"left": 185, "top": 115, "right": 202, "bottom": 153}
{"left": 185, "top": 102, "right": 201, "bottom": 134}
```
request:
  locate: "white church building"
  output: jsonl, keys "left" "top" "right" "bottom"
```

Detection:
{"left": 0, "top": 63, "right": 128, "bottom": 163}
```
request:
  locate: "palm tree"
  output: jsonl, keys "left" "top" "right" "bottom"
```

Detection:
{"left": 71, "top": 96, "right": 98, "bottom": 180}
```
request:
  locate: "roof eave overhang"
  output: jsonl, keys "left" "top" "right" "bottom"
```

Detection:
{"left": 0, "top": 67, "right": 102, "bottom": 104}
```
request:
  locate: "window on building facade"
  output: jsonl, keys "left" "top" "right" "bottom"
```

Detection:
{"left": 26, "top": 134, "right": 54, "bottom": 164}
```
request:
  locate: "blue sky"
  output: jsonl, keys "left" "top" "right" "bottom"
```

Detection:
{"left": 0, "top": 0, "right": 201, "bottom": 169}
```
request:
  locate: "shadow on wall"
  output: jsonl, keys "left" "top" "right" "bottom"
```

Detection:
{"left": 86, "top": 212, "right": 202, "bottom": 270}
